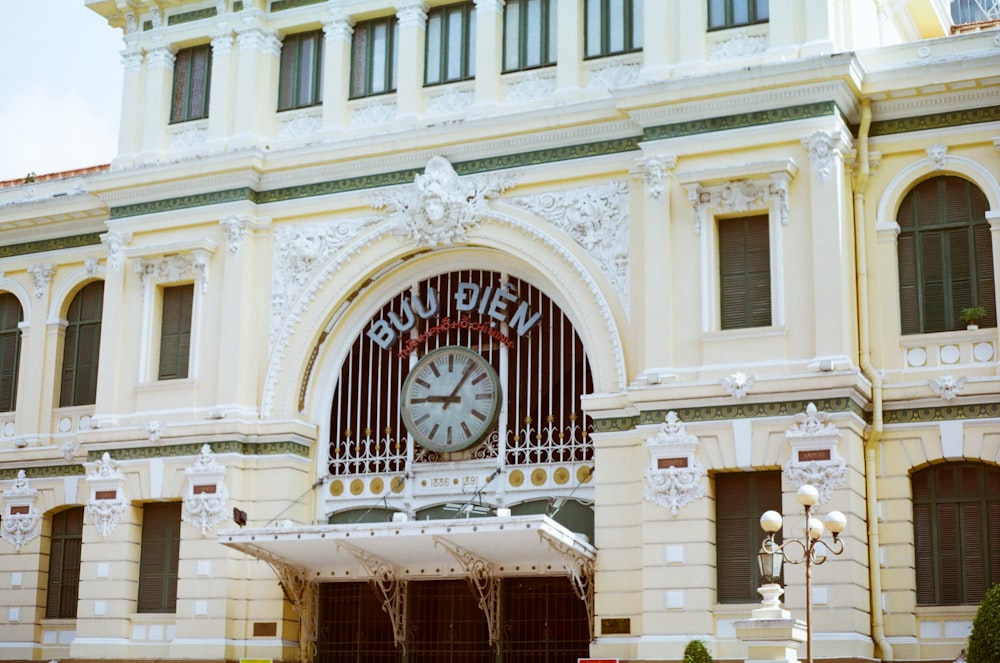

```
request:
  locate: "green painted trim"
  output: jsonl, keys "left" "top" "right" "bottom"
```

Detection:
{"left": 271, "top": 0, "right": 325, "bottom": 11}
{"left": 85, "top": 439, "right": 311, "bottom": 462}
{"left": 592, "top": 396, "right": 867, "bottom": 433}
{"left": 255, "top": 169, "right": 418, "bottom": 205}
{"left": 643, "top": 101, "right": 839, "bottom": 141}
{"left": 110, "top": 188, "right": 257, "bottom": 220}
{"left": 0, "top": 465, "right": 86, "bottom": 481}
{"left": 870, "top": 105, "right": 1000, "bottom": 137}
{"left": 168, "top": 7, "right": 218, "bottom": 25}
{"left": 0, "top": 233, "right": 103, "bottom": 258}
{"left": 884, "top": 402, "right": 1000, "bottom": 424}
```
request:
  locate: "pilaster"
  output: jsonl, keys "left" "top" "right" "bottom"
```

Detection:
{"left": 322, "top": 10, "right": 354, "bottom": 129}
{"left": 114, "top": 47, "right": 145, "bottom": 168}
{"left": 473, "top": 0, "right": 504, "bottom": 107}
{"left": 206, "top": 30, "right": 236, "bottom": 144}
{"left": 639, "top": 0, "right": 671, "bottom": 81}
{"left": 395, "top": 2, "right": 429, "bottom": 118}
{"left": 139, "top": 45, "right": 175, "bottom": 160}
{"left": 232, "top": 16, "right": 281, "bottom": 149}
{"left": 555, "top": 0, "right": 584, "bottom": 93}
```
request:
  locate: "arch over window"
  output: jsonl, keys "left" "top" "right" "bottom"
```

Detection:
{"left": 328, "top": 269, "right": 593, "bottom": 478}
{"left": 897, "top": 176, "right": 994, "bottom": 334}
{"left": 60, "top": 281, "right": 104, "bottom": 407}
{"left": 0, "top": 293, "right": 23, "bottom": 413}
{"left": 912, "top": 461, "right": 1000, "bottom": 605}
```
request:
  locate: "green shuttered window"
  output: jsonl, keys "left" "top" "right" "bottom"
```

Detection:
{"left": 46, "top": 507, "right": 84, "bottom": 619}
{"left": 719, "top": 215, "right": 772, "bottom": 330}
{"left": 0, "top": 293, "right": 23, "bottom": 413}
{"left": 278, "top": 30, "right": 324, "bottom": 111}
{"left": 170, "top": 44, "right": 212, "bottom": 123}
{"left": 503, "top": 0, "right": 557, "bottom": 72}
{"left": 898, "top": 176, "right": 994, "bottom": 334}
{"left": 913, "top": 462, "right": 1000, "bottom": 606}
{"left": 60, "top": 281, "right": 104, "bottom": 407}
{"left": 716, "top": 471, "right": 783, "bottom": 603}
{"left": 158, "top": 284, "right": 194, "bottom": 381}
{"left": 138, "top": 502, "right": 182, "bottom": 613}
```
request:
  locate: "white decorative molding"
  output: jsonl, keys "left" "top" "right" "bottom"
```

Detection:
{"left": 926, "top": 143, "right": 948, "bottom": 170}
{"left": 169, "top": 123, "right": 208, "bottom": 150}
{"left": 28, "top": 264, "right": 54, "bottom": 300}
{"left": 586, "top": 61, "right": 640, "bottom": 90}
{"left": 145, "top": 420, "right": 163, "bottom": 444}
{"left": 504, "top": 72, "right": 556, "bottom": 102}
{"left": 60, "top": 439, "right": 79, "bottom": 462}
{"left": 721, "top": 371, "right": 755, "bottom": 399}
{"left": 783, "top": 403, "right": 846, "bottom": 504}
{"left": 426, "top": 87, "right": 474, "bottom": 115}
{"left": 84, "top": 257, "right": 99, "bottom": 278}
{"left": 685, "top": 168, "right": 794, "bottom": 235}
{"left": 370, "top": 155, "right": 515, "bottom": 248}
{"left": 351, "top": 100, "right": 397, "bottom": 128}
{"left": 220, "top": 214, "right": 269, "bottom": 254}
{"left": 802, "top": 130, "right": 851, "bottom": 183}
{"left": 270, "top": 215, "right": 382, "bottom": 347}
{"left": 633, "top": 155, "right": 675, "bottom": 201}
{"left": 709, "top": 29, "right": 768, "bottom": 59}
{"left": 929, "top": 373, "right": 967, "bottom": 400}
{"left": 135, "top": 251, "right": 211, "bottom": 295}
{"left": 278, "top": 111, "right": 322, "bottom": 139}
{"left": 643, "top": 412, "right": 707, "bottom": 516}
{"left": 506, "top": 181, "right": 630, "bottom": 307}
{"left": 84, "top": 453, "right": 129, "bottom": 539}
{"left": 2, "top": 470, "right": 41, "bottom": 551}
{"left": 182, "top": 444, "right": 229, "bottom": 535}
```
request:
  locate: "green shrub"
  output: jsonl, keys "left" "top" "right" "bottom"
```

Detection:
{"left": 682, "top": 639, "right": 713, "bottom": 663}
{"left": 967, "top": 583, "right": 1000, "bottom": 663}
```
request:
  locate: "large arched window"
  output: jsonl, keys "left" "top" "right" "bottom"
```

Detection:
{"left": 59, "top": 281, "right": 104, "bottom": 407}
{"left": 0, "top": 293, "right": 23, "bottom": 413}
{"left": 897, "top": 176, "right": 994, "bottom": 334}
{"left": 912, "top": 461, "right": 1000, "bottom": 605}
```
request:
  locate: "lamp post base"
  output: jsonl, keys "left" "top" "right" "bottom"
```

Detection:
{"left": 733, "top": 616, "right": 807, "bottom": 663}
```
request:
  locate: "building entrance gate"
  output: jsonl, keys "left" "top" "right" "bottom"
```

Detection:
{"left": 316, "top": 577, "right": 590, "bottom": 663}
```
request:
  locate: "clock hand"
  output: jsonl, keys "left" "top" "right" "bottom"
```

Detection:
{"left": 413, "top": 395, "right": 461, "bottom": 404}
{"left": 442, "top": 362, "right": 473, "bottom": 410}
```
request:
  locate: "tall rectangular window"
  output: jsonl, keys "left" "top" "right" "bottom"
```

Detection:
{"left": 0, "top": 293, "right": 23, "bottom": 413}
{"left": 60, "top": 281, "right": 104, "bottom": 407}
{"left": 503, "top": 0, "right": 557, "bottom": 72}
{"left": 158, "top": 284, "right": 194, "bottom": 381}
{"left": 350, "top": 16, "right": 398, "bottom": 98}
{"left": 719, "top": 215, "right": 772, "bottom": 330}
{"left": 716, "top": 471, "right": 783, "bottom": 603}
{"left": 708, "top": 0, "right": 769, "bottom": 29}
{"left": 138, "top": 502, "right": 182, "bottom": 613}
{"left": 46, "top": 507, "right": 84, "bottom": 619}
{"left": 170, "top": 44, "right": 212, "bottom": 123}
{"left": 584, "top": 0, "right": 642, "bottom": 58}
{"left": 426, "top": 2, "right": 476, "bottom": 85}
{"left": 278, "top": 30, "right": 324, "bottom": 111}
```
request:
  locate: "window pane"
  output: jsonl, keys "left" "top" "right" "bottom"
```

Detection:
{"left": 503, "top": 1, "right": 521, "bottom": 70}
{"left": 608, "top": 0, "right": 625, "bottom": 53}
{"left": 585, "top": 0, "right": 602, "bottom": 57}
{"left": 733, "top": 0, "right": 750, "bottom": 25}
{"left": 426, "top": 13, "right": 443, "bottom": 83}
{"left": 632, "top": 0, "right": 643, "bottom": 49}
{"left": 371, "top": 23, "right": 387, "bottom": 93}
{"left": 709, "top": 0, "right": 726, "bottom": 27}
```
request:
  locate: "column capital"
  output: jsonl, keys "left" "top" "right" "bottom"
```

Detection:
{"left": 395, "top": 1, "right": 428, "bottom": 28}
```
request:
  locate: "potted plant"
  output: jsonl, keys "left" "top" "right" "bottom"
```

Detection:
{"left": 683, "top": 639, "right": 714, "bottom": 663}
{"left": 961, "top": 305, "right": 987, "bottom": 330}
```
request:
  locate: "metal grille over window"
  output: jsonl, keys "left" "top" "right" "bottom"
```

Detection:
{"left": 328, "top": 270, "right": 593, "bottom": 477}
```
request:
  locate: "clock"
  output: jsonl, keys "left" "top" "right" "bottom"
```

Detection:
{"left": 400, "top": 346, "right": 501, "bottom": 453}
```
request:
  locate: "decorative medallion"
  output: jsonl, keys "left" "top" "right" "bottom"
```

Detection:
{"left": 783, "top": 403, "right": 847, "bottom": 504}
{"left": 2, "top": 470, "right": 41, "bottom": 551}
{"left": 182, "top": 444, "right": 229, "bottom": 535}
{"left": 643, "top": 412, "right": 707, "bottom": 516}
{"left": 85, "top": 453, "right": 129, "bottom": 538}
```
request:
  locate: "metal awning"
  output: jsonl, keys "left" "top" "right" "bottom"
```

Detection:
{"left": 218, "top": 513, "right": 595, "bottom": 582}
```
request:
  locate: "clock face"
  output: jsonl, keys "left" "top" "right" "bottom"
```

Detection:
{"left": 400, "top": 346, "right": 501, "bottom": 453}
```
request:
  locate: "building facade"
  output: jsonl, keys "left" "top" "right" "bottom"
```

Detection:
{"left": 1, "top": 0, "right": 999, "bottom": 661}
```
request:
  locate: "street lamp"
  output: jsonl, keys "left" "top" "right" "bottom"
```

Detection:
{"left": 758, "top": 484, "right": 846, "bottom": 663}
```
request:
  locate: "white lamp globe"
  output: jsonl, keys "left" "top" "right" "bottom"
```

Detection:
{"left": 807, "top": 517, "right": 824, "bottom": 540}
{"left": 797, "top": 484, "right": 819, "bottom": 507}
{"left": 760, "top": 510, "right": 783, "bottom": 533}
{"left": 825, "top": 510, "right": 847, "bottom": 534}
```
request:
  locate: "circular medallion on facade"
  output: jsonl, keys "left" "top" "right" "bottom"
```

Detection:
{"left": 391, "top": 476, "right": 406, "bottom": 493}
{"left": 940, "top": 344, "right": 960, "bottom": 365}
{"left": 554, "top": 467, "right": 570, "bottom": 485}
{"left": 577, "top": 465, "right": 593, "bottom": 483}
{"left": 349, "top": 479, "right": 364, "bottom": 495}
{"left": 531, "top": 468, "right": 547, "bottom": 486}
{"left": 509, "top": 469, "right": 524, "bottom": 487}
{"left": 329, "top": 480, "right": 344, "bottom": 497}
{"left": 974, "top": 342, "right": 994, "bottom": 362}
{"left": 370, "top": 477, "right": 385, "bottom": 494}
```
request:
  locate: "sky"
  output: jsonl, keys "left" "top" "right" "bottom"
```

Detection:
{"left": 0, "top": 0, "right": 124, "bottom": 181}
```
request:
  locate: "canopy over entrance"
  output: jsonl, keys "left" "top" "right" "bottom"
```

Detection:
{"left": 219, "top": 513, "right": 594, "bottom": 581}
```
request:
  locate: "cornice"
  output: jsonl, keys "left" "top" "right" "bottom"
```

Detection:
{"left": 869, "top": 102, "right": 1000, "bottom": 136}
{"left": 0, "top": 233, "right": 104, "bottom": 259}
{"left": 83, "top": 439, "right": 311, "bottom": 461}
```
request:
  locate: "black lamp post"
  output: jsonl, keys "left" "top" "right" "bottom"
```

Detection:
{"left": 758, "top": 484, "right": 846, "bottom": 663}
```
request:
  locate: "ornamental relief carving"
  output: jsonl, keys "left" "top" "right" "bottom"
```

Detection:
{"left": 182, "top": 444, "right": 230, "bottom": 535}
{"left": 2, "top": 470, "right": 41, "bottom": 551}
{"left": 506, "top": 181, "right": 630, "bottom": 308}
{"left": 643, "top": 412, "right": 707, "bottom": 516}
{"left": 685, "top": 170, "right": 792, "bottom": 234}
{"left": 85, "top": 452, "right": 129, "bottom": 539}
{"left": 783, "top": 403, "right": 847, "bottom": 504}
